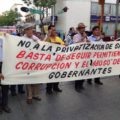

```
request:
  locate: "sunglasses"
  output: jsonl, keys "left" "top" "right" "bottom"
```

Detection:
{"left": 78, "top": 27, "right": 85, "bottom": 29}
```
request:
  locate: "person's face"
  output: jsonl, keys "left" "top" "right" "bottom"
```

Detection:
{"left": 50, "top": 27, "right": 57, "bottom": 36}
{"left": 40, "top": 34, "right": 45, "bottom": 40}
{"left": 78, "top": 26, "right": 86, "bottom": 33}
{"left": 25, "top": 27, "right": 33, "bottom": 37}
{"left": 93, "top": 28, "right": 101, "bottom": 36}
{"left": 71, "top": 28, "right": 76, "bottom": 33}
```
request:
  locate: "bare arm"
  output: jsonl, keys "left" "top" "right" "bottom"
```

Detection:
{"left": 44, "top": 30, "right": 51, "bottom": 42}
{"left": 0, "top": 73, "right": 4, "bottom": 80}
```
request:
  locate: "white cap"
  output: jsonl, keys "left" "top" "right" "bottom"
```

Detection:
{"left": 23, "top": 23, "right": 35, "bottom": 30}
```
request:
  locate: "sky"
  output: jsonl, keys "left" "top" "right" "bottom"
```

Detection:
{"left": 0, "top": 0, "right": 118, "bottom": 14}
{"left": 0, "top": 0, "right": 24, "bottom": 14}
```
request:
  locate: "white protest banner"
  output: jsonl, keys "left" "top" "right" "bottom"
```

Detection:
{"left": 1, "top": 34, "right": 120, "bottom": 85}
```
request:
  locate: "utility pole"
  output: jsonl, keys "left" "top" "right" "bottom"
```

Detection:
{"left": 115, "top": 0, "right": 120, "bottom": 39}
{"left": 99, "top": 0, "right": 105, "bottom": 32}
{"left": 52, "top": 5, "right": 55, "bottom": 25}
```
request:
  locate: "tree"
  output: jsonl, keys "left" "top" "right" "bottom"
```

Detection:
{"left": 34, "top": 0, "right": 56, "bottom": 8}
{"left": 0, "top": 10, "right": 19, "bottom": 26}
{"left": 33, "top": 0, "right": 56, "bottom": 31}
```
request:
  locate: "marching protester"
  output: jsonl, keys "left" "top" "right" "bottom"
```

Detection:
{"left": 64, "top": 27, "right": 76, "bottom": 45}
{"left": 73, "top": 23, "right": 88, "bottom": 92}
{"left": 23, "top": 23, "right": 41, "bottom": 104}
{"left": 87, "top": 26, "right": 104, "bottom": 85}
{"left": 10, "top": 29, "right": 25, "bottom": 96}
{"left": 45, "top": 24, "right": 65, "bottom": 94}
{"left": 10, "top": 85, "right": 25, "bottom": 96}
{"left": 36, "top": 32, "right": 45, "bottom": 40}
{"left": 0, "top": 37, "right": 11, "bottom": 113}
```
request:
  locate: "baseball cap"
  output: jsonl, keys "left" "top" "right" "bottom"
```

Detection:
{"left": 23, "top": 22, "right": 35, "bottom": 30}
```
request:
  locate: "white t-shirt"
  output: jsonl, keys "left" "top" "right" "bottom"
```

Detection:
{"left": 73, "top": 33, "right": 88, "bottom": 43}
{"left": 24, "top": 34, "right": 41, "bottom": 42}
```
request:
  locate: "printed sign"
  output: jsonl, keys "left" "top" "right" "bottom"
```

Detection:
{"left": 1, "top": 35, "right": 120, "bottom": 84}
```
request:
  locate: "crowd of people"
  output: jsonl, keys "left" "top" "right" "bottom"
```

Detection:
{"left": 0, "top": 22, "right": 107, "bottom": 114}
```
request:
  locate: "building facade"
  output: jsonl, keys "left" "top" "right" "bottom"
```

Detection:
{"left": 91, "top": 1, "right": 120, "bottom": 36}
{"left": 55, "top": 0, "right": 91, "bottom": 34}
{"left": 23, "top": 0, "right": 120, "bottom": 36}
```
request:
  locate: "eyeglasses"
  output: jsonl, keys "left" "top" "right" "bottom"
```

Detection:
{"left": 78, "top": 27, "right": 85, "bottom": 29}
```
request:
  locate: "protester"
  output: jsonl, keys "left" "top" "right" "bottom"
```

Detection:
{"left": 45, "top": 24, "right": 64, "bottom": 94}
{"left": 35, "top": 32, "right": 46, "bottom": 40}
{"left": 87, "top": 26, "right": 104, "bottom": 85}
{"left": 0, "top": 37, "right": 11, "bottom": 113}
{"left": 65, "top": 27, "right": 76, "bottom": 45}
{"left": 73, "top": 23, "right": 88, "bottom": 92}
{"left": 10, "top": 85, "right": 25, "bottom": 96}
{"left": 10, "top": 30, "right": 25, "bottom": 96}
{"left": 23, "top": 23, "right": 41, "bottom": 104}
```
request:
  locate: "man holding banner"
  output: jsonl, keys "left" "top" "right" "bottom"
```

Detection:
{"left": 23, "top": 23, "right": 41, "bottom": 104}
{"left": 87, "top": 26, "right": 104, "bottom": 85}
{"left": 0, "top": 38, "right": 11, "bottom": 113}
{"left": 45, "top": 25, "right": 65, "bottom": 94}
{"left": 73, "top": 23, "right": 88, "bottom": 92}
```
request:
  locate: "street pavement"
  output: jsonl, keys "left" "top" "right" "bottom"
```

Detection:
{"left": 1, "top": 76, "right": 120, "bottom": 120}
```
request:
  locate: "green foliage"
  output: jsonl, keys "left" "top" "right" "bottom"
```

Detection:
{"left": 0, "top": 10, "right": 19, "bottom": 26}
{"left": 33, "top": 0, "right": 56, "bottom": 31}
{"left": 34, "top": 0, "right": 56, "bottom": 8}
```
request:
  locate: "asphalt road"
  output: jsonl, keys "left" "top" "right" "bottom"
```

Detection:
{"left": 1, "top": 76, "right": 120, "bottom": 120}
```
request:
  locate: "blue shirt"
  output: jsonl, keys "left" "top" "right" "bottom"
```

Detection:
{"left": 88, "top": 35, "right": 103, "bottom": 42}
{"left": 65, "top": 34, "right": 74, "bottom": 45}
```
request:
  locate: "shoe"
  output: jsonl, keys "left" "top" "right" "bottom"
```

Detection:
{"left": 87, "top": 79, "right": 92, "bottom": 85}
{"left": 53, "top": 88, "right": 62, "bottom": 92}
{"left": 46, "top": 90, "right": 53, "bottom": 94}
{"left": 18, "top": 90, "right": 25, "bottom": 94}
{"left": 11, "top": 92, "right": 17, "bottom": 96}
{"left": 2, "top": 106, "right": 11, "bottom": 113}
{"left": 75, "top": 86, "right": 84, "bottom": 92}
{"left": 75, "top": 88, "right": 81, "bottom": 92}
{"left": 26, "top": 99, "right": 32, "bottom": 104}
{"left": 95, "top": 81, "right": 103, "bottom": 85}
{"left": 79, "top": 86, "right": 85, "bottom": 90}
{"left": 33, "top": 97, "right": 41, "bottom": 101}
{"left": 87, "top": 80, "right": 92, "bottom": 85}
{"left": 0, "top": 106, "right": 2, "bottom": 114}
{"left": 78, "top": 86, "right": 85, "bottom": 91}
